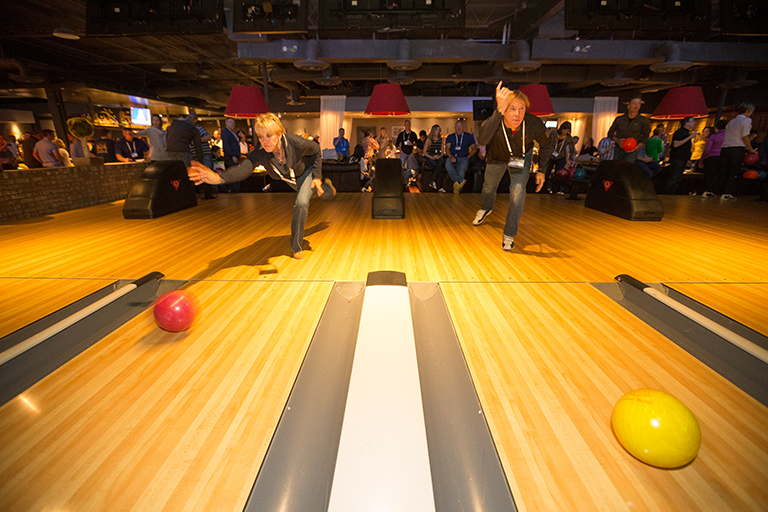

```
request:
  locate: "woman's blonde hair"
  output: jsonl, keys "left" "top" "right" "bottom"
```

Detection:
{"left": 52, "top": 138, "right": 66, "bottom": 150}
{"left": 253, "top": 113, "right": 286, "bottom": 136}
{"left": 500, "top": 90, "right": 530, "bottom": 113}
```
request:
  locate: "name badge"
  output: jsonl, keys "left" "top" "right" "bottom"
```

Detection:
{"left": 508, "top": 156, "right": 525, "bottom": 169}
{"left": 455, "top": 146, "right": 461, "bottom": 151}
{"left": 404, "top": 140, "right": 409, "bottom": 145}
{"left": 131, "top": 152, "right": 138, "bottom": 158}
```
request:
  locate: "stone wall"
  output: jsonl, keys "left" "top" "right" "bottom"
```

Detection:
{"left": 0, "top": 162, "right": 149, "bottom": 223}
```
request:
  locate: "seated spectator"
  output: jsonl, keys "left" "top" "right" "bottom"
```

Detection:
{"left": 634, "top": 124, "right": 665, "bottom": 179}
{"left": 424, "top": 124, "right": 446, "bottom": 192}
{"left": 33, "top": 130, "right": 62, "bottom": 167}
{"left": 597, "top": 136, "right": 615, "bottom": 161}
{"left": 409, "top": 129, "right": 427, "bottom": 179}
{"left": 578, "top": 137, "right": 598, "bottom": 158}
{"left": 444, "top": 120, "right": 476, "bottom": 194}
{"left": 116, "top": 129, "right": 149, "bottom": 162}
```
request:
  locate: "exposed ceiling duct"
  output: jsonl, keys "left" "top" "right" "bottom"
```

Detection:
{"left": 286, "top": 89, "right": 305, "bottom": 105}
{"left": 600, "top": 67, "right": 634, "bottom": 87}
{"left": 154, "top": 86, "right": 229, "bottom": 107}
{"left": 649, "top": 42, "right": 693, "bottom": 73}
{"left": 387, "top": 40, "right": 422, "bottom": 72}
{"left": 0, "top": 58, "right": 45, "bottom": 84}
{"left": 503, "top": 40, "right": 541, "bottom": 73}
{"left": 294, "top": 39, "right": 329, "bottom": 72}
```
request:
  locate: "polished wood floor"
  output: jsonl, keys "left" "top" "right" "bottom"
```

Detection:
{"left": 1, "top": 193, "right": 767, "bottom": 511}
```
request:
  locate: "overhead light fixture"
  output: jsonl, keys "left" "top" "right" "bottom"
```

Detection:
{"left": 294, "top": 39, "right": 329, "bottom": 71}
{"left": 53, "top": 26, "right": 80, "bottom": 40}
{"left": 451, "top": 64, "right": 463, "bottom": 78}
{"left": 518, "top": 84, "right": 554, "bottom": 117}
{"left": 225, "top": 85, "right": 270, "bottom": 117}
{"left": 388, "top": 70, "right": 415, "bottom": 86}
{"left": 651, "top": 86, "right": 708, "bottom": 119}
{"left": 719, "top": 70, "right": 757, "bottom": 89}
{"left": 387, "top": 40, "right": 421, "bottom": 72}
{"left": 600, "top": 67, "right": 633, "bottom": 87}
{"left": 504, "top": 40, "right": 541, "bottom": 73}
{"left": 365, "top": 83, "right": 410, "bottom": 116}
{"left": 161, "top": 62, "right": 177, "bottom": 73}
{"left": 314, "top": 66, "right": 342, "bottom": 86}
{"left": 286, "top": 89, "right": 305, "bottom": 106}
{"left": 649, "top": 41, "right": 692, "bottom": 73}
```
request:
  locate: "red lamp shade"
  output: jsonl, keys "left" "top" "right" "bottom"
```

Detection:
{"left": 652, "top": 86, "right": 708, "bottom": 120}
{"left": 225, "top": 86, "right": 269, "bottom": 118}
{"left": 365, "top": 83, "right": 410, "bottom": 116}
{"left": 518, "top": 84, "right": 554, "bottom": 117}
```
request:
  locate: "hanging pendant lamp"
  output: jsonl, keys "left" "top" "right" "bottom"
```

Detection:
{"left": 518, "top": 84, "right": 554, "bottom": 117}
{"left": 651, "top": 86, "right": 708, "bottom": 119}
{"left": 225, "top": 86, "right": 270, "bottom": 118}
{"left": 365, "top": 83, "right": 410, "bottom": 116}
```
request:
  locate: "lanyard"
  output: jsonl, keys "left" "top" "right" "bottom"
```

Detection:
{"left": 502, "top": 117, "right": 525, "bottom": 156}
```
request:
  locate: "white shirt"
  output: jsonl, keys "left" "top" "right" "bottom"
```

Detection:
{"left": 722, "top": 114, "right": 752, "bottom": 148}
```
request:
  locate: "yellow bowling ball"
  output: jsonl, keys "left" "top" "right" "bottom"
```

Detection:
{"left": 612, "top": 388, "right": 701, "bottom": 468}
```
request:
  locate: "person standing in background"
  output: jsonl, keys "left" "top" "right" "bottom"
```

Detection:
{"left": 136, "top": 114, "right": 168, "bottom": 161}
{"left": 33, "top": 130, "right": 62, "bottom": 167}
{"left": 21, "top": 132, "right": 40, "bottom": 168}
{"left": 664, "top": 116, "right": 696, "bottom": 195}
{"left": 333, "top": 128, "right": 349, "bottom": 157}
{"left": 607, "top": 96, "right": 651, "bottom": 163}
{"left": 718, "top": 102, "right": 758, "bottom": 200}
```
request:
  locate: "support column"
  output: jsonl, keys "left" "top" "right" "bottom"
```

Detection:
{"left": 44, "top": 84, "right": 68, "bottom": 139}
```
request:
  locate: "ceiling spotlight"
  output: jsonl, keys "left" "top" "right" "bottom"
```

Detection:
{"left": 161, "top": 63, "right": 177, "bottom": 73}
{"left": 451, "top": 64, "right": 463, "bottom": 78}
{"left": 53, "top": 26, "right": 80, "bottom": 40}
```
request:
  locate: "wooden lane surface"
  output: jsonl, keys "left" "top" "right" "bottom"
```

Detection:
{"left": 0, "top": 194, "right": 766, "bottom": 284}
{"left": 442, "top": 282, "right": 768, "bottom": 512}
{"left": 0, "top": 278, "right": 111, "bottom": 339}
{"left": 664, "top": 283, "right": 768, "bottom": 337}
{"left": 0, "top": 280, "right": 333, "bottom": 512}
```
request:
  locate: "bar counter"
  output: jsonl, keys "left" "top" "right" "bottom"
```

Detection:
{"left": 0, "top": 161, "right": 150, "bottom": 223}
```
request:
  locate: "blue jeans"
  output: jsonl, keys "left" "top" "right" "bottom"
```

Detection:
{"left": 481, "top": 151, "right": 532, "bottom": 237}
{"left": 290, "top": 168, "right": 316, "bottom": 253}
{"left": 634, "top": 159, "right": 662, "bottom": 179}
{"left": 400, "top": 152, "right": 414, "bottom": 180}
{"left": 445, "top": 156, "right": 469, "bottom": 183}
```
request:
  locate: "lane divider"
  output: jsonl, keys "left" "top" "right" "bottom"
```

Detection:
{"left": 616, "top": 274, "right": 768, "bottom": 365}
{"left": 0, "top": 272, "right": 164, "bottom": 366}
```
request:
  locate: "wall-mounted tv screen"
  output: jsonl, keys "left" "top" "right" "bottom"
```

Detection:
{"left": 545, "top": 120, "right": 558, "bottom": 129}
{"left": 131, "top": 107, "right": 151, "bottom": 126}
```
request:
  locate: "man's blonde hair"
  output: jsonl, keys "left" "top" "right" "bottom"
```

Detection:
{"left": 253, "top": 113, "right": 285, "bottom": 135}
{"left": 500, "top": 90, "right": 530, "bottom": 113}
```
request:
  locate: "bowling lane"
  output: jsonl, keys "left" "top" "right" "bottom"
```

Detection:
{"left": 0, "top": 280, "right": 333, "bottom": 512}
{"left": 665, "top": 283, "right": 768, "bottom": 337}
{"left": 0, "top": 278, "right": 111, "bottom": 339}
{"left": 442, "top": 282, "right": 768, "bottom": 512}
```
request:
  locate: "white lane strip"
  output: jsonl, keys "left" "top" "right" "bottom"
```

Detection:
{"left": 644, "top": 287, "right": 768, "bottom": 364}
{"left": 0, "top": 283, "right": 138, "bottom": 366}
{"left": 328, "top": 285, "right": 436, "bottom": 512}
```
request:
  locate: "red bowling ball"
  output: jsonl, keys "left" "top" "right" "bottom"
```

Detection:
{"left": 744, "top": 153, "right": 759, "bottom": 166}
{"left": 621, "top": 137, "right": 637, "bottom": 152}
{"left": 743, "top": 170, "right": 759, "bottom": 179}
{"left": 154, "top": 290, "right": 197, "bottom": 332}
